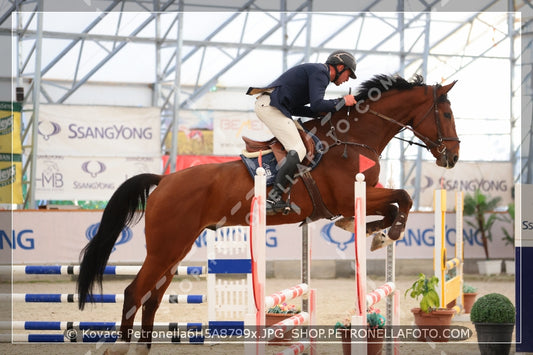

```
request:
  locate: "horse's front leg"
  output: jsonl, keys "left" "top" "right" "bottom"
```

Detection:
{"left": 334, "top": 196, "right": 400, "bottom": 251}
{"left": 366, "top": 187, "right": 412, "bottom": 241}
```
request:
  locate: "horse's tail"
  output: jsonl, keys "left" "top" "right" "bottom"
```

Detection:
{"left": 77, "top": 173, "right": 162, "bottom": 310}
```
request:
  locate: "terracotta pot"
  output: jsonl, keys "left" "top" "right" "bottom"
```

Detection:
{"left": 265, "top": 313, "right": 297, "bottom": 344}
{"left": 463, "top": 293, "right": 478, "bottom": 314}
{"left": 339, "top": 328, "right": 384, "bottom": 355}
{"left": 411, "top": 307, "right": 455, "bottom": 342}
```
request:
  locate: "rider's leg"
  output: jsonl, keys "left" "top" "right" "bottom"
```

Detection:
{"left": 254, "top": 94, "right": 307, "bottom": 161}
{"left": 254, "top": 94, "right": 306, "bottom": 214}
{"left": 267, "top": 150, "right": 300, "bottom": 213}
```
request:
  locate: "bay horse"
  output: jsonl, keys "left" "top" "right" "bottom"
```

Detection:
{"left": 77, "top": 74, "right": 459, "bottom": 351}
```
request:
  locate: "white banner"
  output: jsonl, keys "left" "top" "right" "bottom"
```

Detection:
{"left": 35, "top": 156, "right": 161, "bottom": 201}
{"left": 2, "top": 210, "right": 513, "bottom": 264}
{"left": 38, "top": 105, "right": 160, "bottom": 157}
{"left": 406, "top": 161, "right": 513, "bottom": 209}
{"left": 213, "top": 111, "right": 273, "bottom": 155}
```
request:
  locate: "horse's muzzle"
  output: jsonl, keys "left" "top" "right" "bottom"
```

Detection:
{"left": 437, "top": 152, "right": 459, "bottom": 169}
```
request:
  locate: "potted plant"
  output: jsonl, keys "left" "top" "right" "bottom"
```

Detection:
{"left": 470, "top": 293, "right": 515, "bottom": 355}
{"left": 266, "top": 303, "right": 300, "bottom": 343}
{"left": 501, "top": 202, "right": 515, "bottom": 275}
{"left": 462, "top": 284, "right": 478, "bottom": 314}
{"left": 463, "top": 189, "right": 503, "bottom": 275}
{"left": 335, "top": 306, "right": 386, "bottom": 355}
{"left": 405, "top": 273, "right": 455, "bottom": 342}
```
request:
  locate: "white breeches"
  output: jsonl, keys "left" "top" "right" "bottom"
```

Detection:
{"left": 254, "top": 94, "right": 306, "bottom": 162}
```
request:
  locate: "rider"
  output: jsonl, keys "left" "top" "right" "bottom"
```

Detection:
{"left": 247, "top": 50, "right": 358, "bottom": 215}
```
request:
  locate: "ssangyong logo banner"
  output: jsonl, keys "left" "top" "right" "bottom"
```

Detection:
{"left": 405, "top": 161, "right": 513, "bottom": 209}
{"left": 35, "top": 155, "right": 161, "bottom": 200}
{"left": 2, "top": 210, "right": 513, "bottom": 264}
{"left": 38, "top": 105, "right": 160, "bottom": 157}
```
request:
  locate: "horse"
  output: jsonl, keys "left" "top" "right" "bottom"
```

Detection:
{"left": 77, "top": 74, "right": 460, "bottom": 352}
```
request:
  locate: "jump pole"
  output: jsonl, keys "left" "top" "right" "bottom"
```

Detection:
{"left": 1, "top": 265, "right": 205, "bottom": 276}
{"left": 6, "top": 226, "right": 252, "bottom": 344}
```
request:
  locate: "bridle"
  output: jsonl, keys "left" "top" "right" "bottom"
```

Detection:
{"left": 322, "top": 85, "right": 460, "bottom": 161}
{"left": 368, "top": 85, "right": 460, "bottom": 156}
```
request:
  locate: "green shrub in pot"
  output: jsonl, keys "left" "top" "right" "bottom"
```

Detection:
{"left": 470, "top": 293, "right": 515, "bottom": 355}
{"left": 470, "top": 293, "right": 515, "bottom": 324}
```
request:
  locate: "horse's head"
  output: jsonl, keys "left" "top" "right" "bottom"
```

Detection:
{"left": 412, "top": 81, "right": 460, "bottom": 169}
{"left": 332, "top": 74, "right": 460, "bottom": 169}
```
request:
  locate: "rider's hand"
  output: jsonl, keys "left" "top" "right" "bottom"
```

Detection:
{"left": 343, "top": 94, "right": 357, "bottom": 106}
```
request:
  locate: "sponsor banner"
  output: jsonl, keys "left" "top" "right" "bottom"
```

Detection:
{"left": 2, "top": 210, "right": 513, "bottom": 264}
{"left": 38, "top": 105, "right": 160, "bottom": 157}
{"left": 213, "top": 111, "right": 273, "bottom": 155}
{"left": 5, "top": 211, "right": 144, "bottom": 264}
{"left": 0, "top": 153, "right": 23, "bottom": 204}
{"left": 35, "top": 155, "right": 161, "bottom": 201}
{"left": 0, "top": 101, "right": 22, "bottom": 154}
{"left": 406, "top": 161, "right": 513, "bottom": 209}
{"left": 162, "top": 155, "right": 240, "bottom": 174}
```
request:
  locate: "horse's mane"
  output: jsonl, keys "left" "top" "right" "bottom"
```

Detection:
{"left": 354, "top": 74, "right": 427, "bottom": 102}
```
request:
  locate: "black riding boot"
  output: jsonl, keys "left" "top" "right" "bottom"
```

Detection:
{"left": 266, "top": 150, "right": 300, "bottom": 215}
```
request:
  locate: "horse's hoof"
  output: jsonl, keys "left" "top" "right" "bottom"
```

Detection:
{"left": 334, "top": 217, "right": 354, "bottom": 231}
{"left": 370, "top": 231, "right": 394, "bottom": 251}
{"left": 388, "top": 212, "right": 407, "bottom": 240}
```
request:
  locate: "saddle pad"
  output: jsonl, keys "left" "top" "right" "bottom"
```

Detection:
{"left": 240, "top": 151, "right": 279, "bottom": 186}
{"left": 239, "top": 127, "right": 325, "bottom": 186}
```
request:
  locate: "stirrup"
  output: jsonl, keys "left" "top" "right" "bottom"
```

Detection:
{"left": 266, "top": 199, "right": 292, "bottom": 215}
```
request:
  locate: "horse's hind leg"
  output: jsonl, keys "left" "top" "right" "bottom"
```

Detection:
{"left": 119, "top": 258, "right": 175, "bottom": 343}
{"left": 138, "top": 266, "right": 175, "bottom": 344}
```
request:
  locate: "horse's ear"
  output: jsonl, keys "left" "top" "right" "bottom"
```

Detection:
{"left": 440, "top": 80, "right": 457, "bottom": 95}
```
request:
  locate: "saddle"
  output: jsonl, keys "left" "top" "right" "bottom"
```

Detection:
{"left": 240, "top": 126, "right": 336, "bottom": 222}
{"left": 241, "top": 127, "right": 316, "bottom": 166}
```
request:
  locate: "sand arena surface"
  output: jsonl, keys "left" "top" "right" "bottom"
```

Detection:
{"left": 1, "top": 274, "right": 516, "bottom": 354}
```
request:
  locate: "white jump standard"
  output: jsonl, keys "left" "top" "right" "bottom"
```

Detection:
{"left": 351, "top": 173, "right": 400, "bottom": 355}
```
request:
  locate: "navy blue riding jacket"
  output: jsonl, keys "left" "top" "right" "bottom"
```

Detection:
{"left": 248, "top": 63, "right": 341, "bottom": 119}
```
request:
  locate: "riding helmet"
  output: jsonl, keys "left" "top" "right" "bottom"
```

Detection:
{"left": 325, "top": 50, "right": 357, "bottom": 79}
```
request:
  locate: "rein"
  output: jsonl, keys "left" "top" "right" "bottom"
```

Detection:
{"left": 321, "top": 85, "right": 459, "bottom": 160}
{"left": 368, "top": 85, "right": 460, "bottom": 153}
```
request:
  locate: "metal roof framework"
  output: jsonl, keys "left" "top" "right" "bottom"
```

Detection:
{"left": 0, "top": 0, "right": 531, "bottom": 208}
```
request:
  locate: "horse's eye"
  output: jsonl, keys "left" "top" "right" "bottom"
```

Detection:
{"left": 444, "top": 112, "right": 451, "bottom": 119}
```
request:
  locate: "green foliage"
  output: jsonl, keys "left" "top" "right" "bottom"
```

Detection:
{"left": 40, "top": 200, "right": 108, "bottom": 209}
{"left": 463, "top": 189, "right": 503, "bottom": 259}
{"left": 470, "top": 293, "right": 515, "bottom": 324}
{"left": 405, "top": 273, "right": 440, "bottom": 313}
{"left": 266, "top": 303, "right": 300, "bottom": 314}
{"left": 463, "top": 284, "right": 477, "bottom": 293}
{"left": 367, "top": 311, "right": 386, "bottom": 329}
